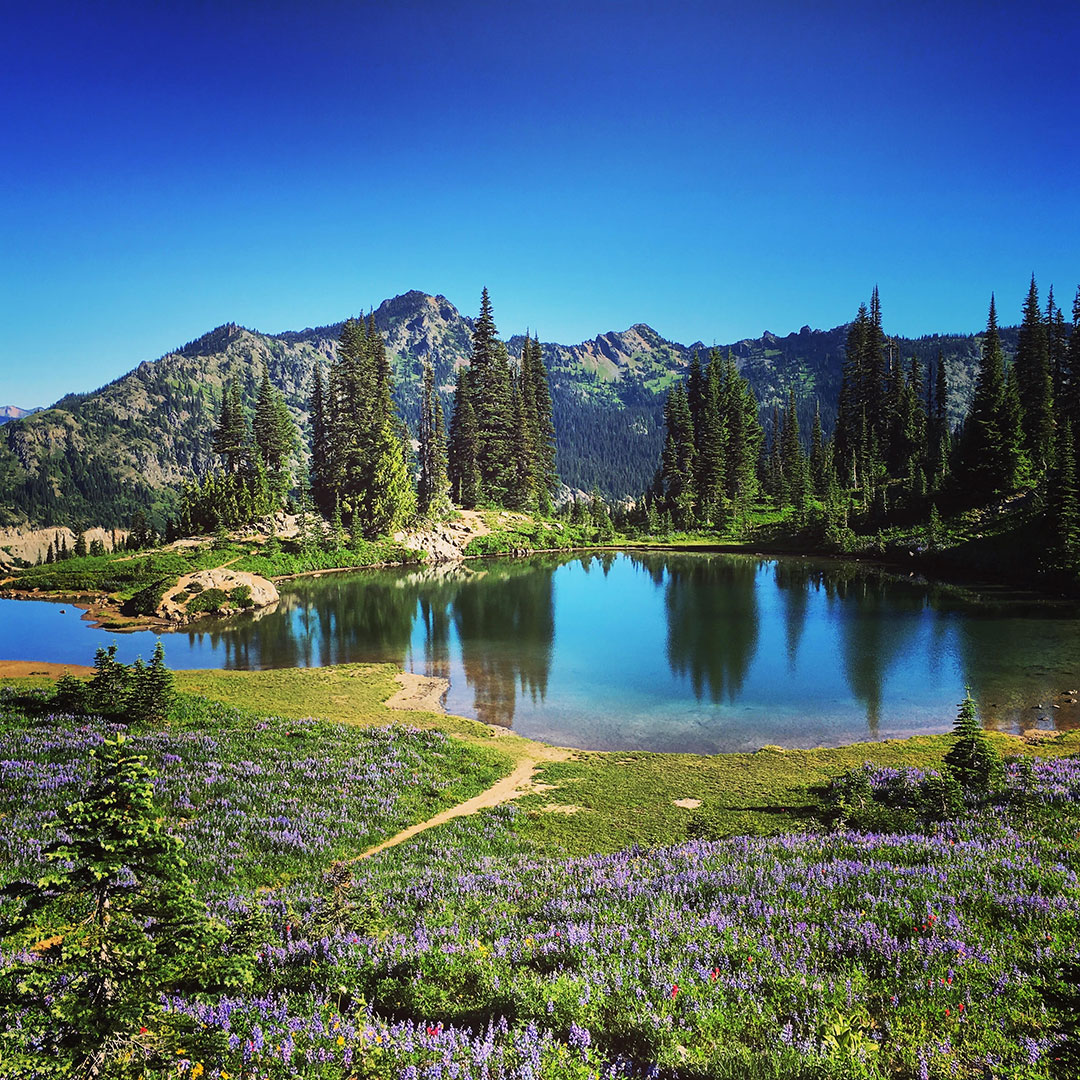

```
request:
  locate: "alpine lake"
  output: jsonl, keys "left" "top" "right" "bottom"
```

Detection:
{"left": 2, "top": 550, "right": 1079, "bottom": 754}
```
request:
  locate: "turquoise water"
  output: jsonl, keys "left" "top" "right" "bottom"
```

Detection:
{"left": 2, "top": 551, "right": 1079, "bottom": 752}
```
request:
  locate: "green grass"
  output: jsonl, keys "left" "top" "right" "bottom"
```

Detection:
{"left": 5, "top": 543, "right": 249, "bottom": 599}
{"left": 512, "top": 732, "right": 1080, "bottom": 855}
{"left": 231, "top": 537, "right": 423, "bottom": 577}
{"left": 463, "top": 517, "right": 623, "bottom": 557}
{"left": 171, "top": 663, "right": 537, "bottom": 753}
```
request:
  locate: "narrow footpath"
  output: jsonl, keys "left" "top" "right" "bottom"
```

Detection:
{"left": 353, "top": 752, "right": 556, "bottom": 860}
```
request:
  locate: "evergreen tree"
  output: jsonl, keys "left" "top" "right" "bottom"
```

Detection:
{"left": 87, "top": 644, "right": 132, "bottom": 718}
{"left": 1047, "top": 286, "right": 1068, "bottom": 405}
{"left": 418, "top": 360, "right": 451, "bottom": 520}
{"left": 1001, "top": 363, "right": 1028, "bottom": 488}
{"left": 327, "top": 498, "right": 346, "bottom": 551}
{"left": 1014, "top": 276, "right": 1054, "bottom": 477}
{"left": 212, "top": 382, "right": 248, "bottom": 474}
{"left": 686, "top": 351, "right": 706, "bottom": 447}
{"left": 943, "top": 688, "right": 1003, "bottom": 797}
{"left": 309, "top": 360, "right": 331, "bottom": 514}
{"left": 779, "top": 387, "right": 810, "bottom": 511}
{"left": 1064, "top": 286, "right": 1080, "bottom": 430}
{"left": 74, "top": 531, "right": 88, "bottom": 558}
{"left": 765, "top": 403, "right": 783, "bottom": 504}
{"left": 1047, "top": 418, "right": 1079, "bottom": 572}
{"left": 694, "top": 350, "right": 726, "bottom": 525}
{"left": 466, "top": 289, "right": 515, "bottom": 502}
{"left": 835, "top": 302, "right": 875, "bottom": 488}
{"left": 253, "top": 363, "right": 283, "bottom": 472}
{"left": 809, "top": 400, "right": 826, "bottom": 496}
{"left": 524, "top": 334, "right": 558, "bottom": 512}
{"left": 448, "top": 367, "right": 480, "bottom": 508}
{"left": 928, "top": 354, "right": 951, "bottom": 491}
{"left": 867, "top": 285, "right": 889, "bottom": 447}
{"left": 660, "top": 383, "right": 696, "bottom": 528}
{"left": 0, "top": 736, "right": 230, "bottom": 1073}
{"left": 369, "top": 310, "right": 392, "bottom": 427}
{"left": 956, "top": 296, "right": 1019, "bottom": 499}
{"left": 362, "top": 417, "right": 417, "bottom": 537}
{"left": 724, "top": 353, "right": 764, "bottom": 513}
{"left": 139, "top": 641, "right": 174, "bottom": 724}
{"left": 507, "top": 374, "right": 535, "bottom": 510}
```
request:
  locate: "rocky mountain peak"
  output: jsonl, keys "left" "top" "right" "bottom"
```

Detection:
{"left": 0, "top": 405, "right": 39, "bottom": 425}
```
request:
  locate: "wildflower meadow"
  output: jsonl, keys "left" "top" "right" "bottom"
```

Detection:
{"left": 1, "top": 683, "right": 1078, "bottom": 1079}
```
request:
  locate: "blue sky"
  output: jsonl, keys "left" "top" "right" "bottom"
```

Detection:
{"left": 3, "top": 0, "right": 1078, "bottom": 406}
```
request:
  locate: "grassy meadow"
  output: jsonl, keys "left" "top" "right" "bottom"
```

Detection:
{"left": 1, "top": 662, "right": 1078, "bottom": 1078}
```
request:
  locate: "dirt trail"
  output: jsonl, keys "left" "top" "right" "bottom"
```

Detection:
{"left": 355, "top": 745, "right": 568, "bottom": 861}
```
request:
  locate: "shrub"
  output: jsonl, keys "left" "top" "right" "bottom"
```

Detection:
{"left": 186, "top": 587, "right": 228, "bottom": 614}
{"left": 229, "top": 584, "right": 253, "bottom": 608}
{"left": 125, "top": 577, "right": 171, "bottom": 616}
{"left": 53, "top": 672, "right": 89, "bottom": 715}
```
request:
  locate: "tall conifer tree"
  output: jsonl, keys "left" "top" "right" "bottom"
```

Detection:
{"left": 448, "top": 368, "right": 480, "bottom": 508}
{"left": 661, "top": 383, "right": 696, "bottom": 528}
{"left": 418, "top": 360, "right": 450, "bottom": 520}
{"left": 1014, "top": 276, "right": 1054, "bottom": 476}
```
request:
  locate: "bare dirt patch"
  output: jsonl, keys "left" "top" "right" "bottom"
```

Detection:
{"left": 385, "top": 671, "right": 450, "bottom": 714}
{"left": 394, "top": 508, "right": 493, "bottom": 562}
{"left": 673, "top": 798, "right": 702, "bottom": 810}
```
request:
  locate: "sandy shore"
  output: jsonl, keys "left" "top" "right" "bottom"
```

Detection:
{"left": 384, "top": 671, "right": 451, "bottom": 714}
{"left": 0, "top": 660, "right": 95, "bottom": 679}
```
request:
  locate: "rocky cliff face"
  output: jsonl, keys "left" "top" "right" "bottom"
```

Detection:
{"left": 0, "top": 525, "right": 125, "bottom": 570}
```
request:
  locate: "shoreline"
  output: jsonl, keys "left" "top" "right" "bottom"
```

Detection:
{"left": 384, "top": 671, "right": 451, "bottom": 715}
{"left": 2, "top": 660, "right": 1077, "bottom": 759}
{"left": 3, "top": 538, "right": 1077, "bottom": 639}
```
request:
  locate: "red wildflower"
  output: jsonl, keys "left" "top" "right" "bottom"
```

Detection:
{"left": 670, "top": 984, "right": 678, "bottom": 999}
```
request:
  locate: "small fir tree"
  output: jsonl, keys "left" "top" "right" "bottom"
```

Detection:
{"left": 943, "top": 687, "right": 1003, "bottom": 797}
{"left": 0, "top": 737, "right": 234, "bottom": 1075}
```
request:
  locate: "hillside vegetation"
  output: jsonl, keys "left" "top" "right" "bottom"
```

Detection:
{"left": 0, "top": 291, "right": 1008, "bottom": 529}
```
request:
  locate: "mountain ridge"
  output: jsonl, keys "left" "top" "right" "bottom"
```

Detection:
{"left": 0, "top": 406, "right": 39, "bottom": 425}
{"left": 0, "top": 291, "right": 1011, "bottom": 529}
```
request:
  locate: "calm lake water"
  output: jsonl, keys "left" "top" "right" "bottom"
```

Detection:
{"left": 3, "top": 551, "right": 1079, "bottom": 753}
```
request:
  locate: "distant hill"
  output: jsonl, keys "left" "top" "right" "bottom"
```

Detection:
{"left": 0, "top": 291, "right": 1015, "bottom": 529}
{"left": 0, "top": 405, "right": 38, "bottom": 425}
